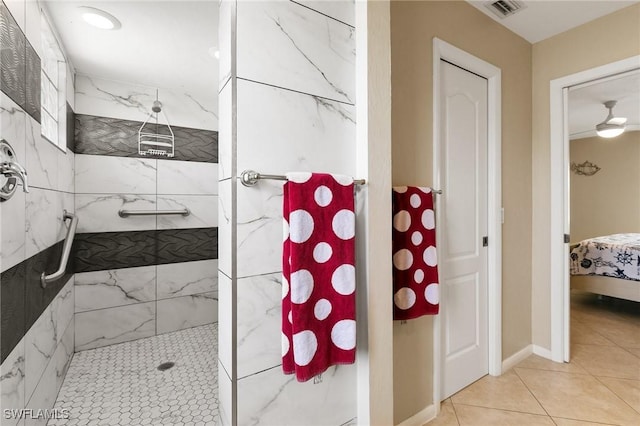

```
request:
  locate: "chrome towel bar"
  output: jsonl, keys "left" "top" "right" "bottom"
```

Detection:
{"left": 118, "top": 209, "right": 190, "bottom": 218}
{"left": 240, "top": 169, "right": 366, "bottom": 187}
{"left": 41, "top": 210, "right": 78, "bottom": 288}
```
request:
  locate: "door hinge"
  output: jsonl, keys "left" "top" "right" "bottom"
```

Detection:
{"left": 564, "top": 234, "right": 570, "bottom": 244}
{"left": 482, "top": 236, "right": 488, "bottom": 247}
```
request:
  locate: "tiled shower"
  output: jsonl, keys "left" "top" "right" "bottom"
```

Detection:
{"left": 2, "top": 0, "right": 361, "bottom": 425}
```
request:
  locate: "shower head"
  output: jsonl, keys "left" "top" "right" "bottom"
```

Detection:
{"left": 152, "top": 101, "right": 162, "bottom": 113}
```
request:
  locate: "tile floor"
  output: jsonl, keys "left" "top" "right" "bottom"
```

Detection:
{"left": 48, "top": 323, "right": 218, "bottom": 426}
{"left": 427, "top": 290, "right": 640, "bottom": 426}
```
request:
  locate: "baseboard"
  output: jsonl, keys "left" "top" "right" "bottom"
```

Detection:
{"left": 396, "top": 404, "right": 437, "bottom": 426}
{"left": 501, "top": 344, "right": 533, "bottom": 372}
{"left": 533, "top": 345, "right": 553, "bottom": 360}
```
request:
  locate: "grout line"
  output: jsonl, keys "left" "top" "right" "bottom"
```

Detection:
{"left": 237, "top": 77, "right": 355, "bottom": 106}
{"left": 592, "top": 375, "right": 640, "bottom": 416}
{"left": 512, "top": 367, "right": 553, "bottom": 419}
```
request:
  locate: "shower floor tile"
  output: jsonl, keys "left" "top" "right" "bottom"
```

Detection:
{"left": 48, "top": 323, "right": 218, "bottom": 426}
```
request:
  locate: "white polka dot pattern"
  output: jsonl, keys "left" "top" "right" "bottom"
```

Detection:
{"left": 282, "top": 173, "right": 357, "bottom": 382}
{"left": 392, "top": 186, "right": 440, "bottom": 320}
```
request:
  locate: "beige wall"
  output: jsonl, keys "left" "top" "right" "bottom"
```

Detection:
{"left": 390, "top": 1, "right": 532, "bottom": 423}
{"left": 570, "top": 132, "right": 640, "bottom": 242}
{"left": 531, "top": 4, "right": 640, "bottom": 350}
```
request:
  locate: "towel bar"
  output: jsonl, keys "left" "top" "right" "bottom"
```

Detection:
{"left": 240, "top": 169, "right": 365, "bottom": 187}
{"left": 41, "top": 210, "right": 78, "bottom": 288}
{"left": 118, "top": 209, "right": 190, "bottom": 218}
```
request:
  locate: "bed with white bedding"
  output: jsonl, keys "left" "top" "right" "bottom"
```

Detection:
{"left": 570, "top": 233, "right": 640, "bottom": 302}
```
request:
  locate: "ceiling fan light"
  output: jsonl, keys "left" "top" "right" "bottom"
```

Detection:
{"left": 596, "top": 122, "right": 625, "bottom": 138}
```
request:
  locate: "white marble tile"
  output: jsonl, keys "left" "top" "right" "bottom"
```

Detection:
{"left": 74, "top": 302, "right": 156, "bottom": 351}
{"left": 75, "top": 74, "right": 218, "bottom": 130}
{"left": 25, "top": 187, "right": 58, "bottom": 258}
{"left": 65, "top": 64, "right": 75, "bottom": 111}
{"left": 1, "top": 188, "right": 26, "bottom": 272}
{"left": 218, "top": 179, "right": 232, "bottom": 277}
{"left": 218, "top": 361, "right": 233, "bottom": 426}
{"left": 24, "top": 280, "right": 73, "bottom": 401}
{"left": 25, "top": 117, "right": 57, "bottom": 191}
{"left": 75, "top": 193, "right": 157, "bottom": 233}
{"left": 24, "top": 0, "right": 41, "bottom": 57}
{"left": 156, "top": 194, "right": 218, "bottom": 229}
{"left": 157, "top": 259, "right": 218, "bottom": 299}
{"left": 25, "top": 357, "right": 56, "bottom": 426}
{"left": 156, "top": 292, "right": 218, "bottom": 334}
{"left": 53, "top": 317, "right": 74, "bottom": 395}
{"left": 237, "top": 0, "right": 355, "bottom": 103}
{"left": 0, "top": 337, "right": 25, "bottom": 426}
{"left": 237, "top": 79, "right": 356, "bottom": 177}
{"left": 218, "top": 81, "right": 232, "bottom": 180}
{"left": 74, "top": 154, "right": 157, "bottom": 194}
{"left": 4, "top": 0, "right": 25, "bottom": 31}
{"left": 75, "top": 266, "right": 156, "bottom": 313}
{"left": 236, "top": 180, "right": 283, "bottom": 277}
{"left": 1, "top": 92, "right": 27, "bottom": 164}
{"left": 219, "top": 0, "right": 233, "bottom": 92}
{"left": 294, "top": 0, "right": 355, "bottom": 26}
{"left": 237, "top": 273, "right": 282, "bottom": 378}
{"left": 157, "top": 160, "right": 218, "bottom": 195}
{"left": 56, "top": 150, "right": 74, "bottom": 193}
{"left": 218, "top": 272, "right": 233, "bottom": 376}
{"left": 74, "top": 74, "right": 155, "bottom": 123}
{"left": 55, "top": 192, "right": 74, "bottom": 244}
{"left": 237, "top": 364, "right": 357, "bottom": 426}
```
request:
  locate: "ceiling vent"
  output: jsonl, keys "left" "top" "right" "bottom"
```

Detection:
{"left": 484, "top": 0, "right": 527, "bottom": 19}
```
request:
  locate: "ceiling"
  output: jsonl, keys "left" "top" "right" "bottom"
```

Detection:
{"left": 466, "top": 0, "right": 640, "bottom": 44}
{"left": 43, "top": 0, "right": 218, "bottom": 96}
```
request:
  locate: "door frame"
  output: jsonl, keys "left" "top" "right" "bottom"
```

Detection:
{"left": 548, "top": 55, "right": 640, "bottom": 362}
{"left": 432, "top": 38, "right": 503, "bottom": 405}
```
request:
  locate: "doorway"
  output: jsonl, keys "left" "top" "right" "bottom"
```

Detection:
{"left": 432, "top": 38, "right": 503, "bottom": 404}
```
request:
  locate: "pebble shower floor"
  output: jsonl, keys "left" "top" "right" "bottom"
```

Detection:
{"left": 48, "top": 323, "right": 218, "bottom": 426}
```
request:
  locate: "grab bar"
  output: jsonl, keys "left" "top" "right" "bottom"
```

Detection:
{"left": 118, "top": 209, "right": 190, "bottom": 218}
{"left": 41, "top": 210, "right": 78, "bottom": 288}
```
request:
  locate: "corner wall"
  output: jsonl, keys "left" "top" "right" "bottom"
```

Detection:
{"left": 531, "top": 3, "right": 640, "bottom": 351}
{"left": 218, "top": 1, "right": 358, "bottom": 425}
{"left": 390, "top": 1, "right": 532, "bottom": 422}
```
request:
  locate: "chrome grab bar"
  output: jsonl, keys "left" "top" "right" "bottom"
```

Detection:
{"left": 41, "top": 210, "right": 78, "bottom": 288}
{"left": 118, "top": 209, "right": 190, "bottom": 218}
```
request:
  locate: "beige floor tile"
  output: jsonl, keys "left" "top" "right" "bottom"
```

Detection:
{"left": 453, "top": 404, "right": 554, "bottom": 426}
{"left": 626, "top": 347, "right": 640, "bottom": 358}
{"left": 597, "top": 376, "right": 640, "bottom": 413}
{"left": 450, "top": 370, "right": 545, "bottom": 415}
{"left": 571, "top": 344, "right": 640, "bottom": 380}
{"left": 571, "top": 320, "right": 616, "bottom": 347}
{"left": 552, "top": 418, "right": 616, "bottom": 425}
{"left": 594, "top": 321, "right": 640, "bottom": 350}
{"left": 515, "top": 354, "right": 589, "bottom": 375}
{"left": 516, "top": 368, "right": 640, "bottom": 426}
{"left": 424, "top": 399, "right": 459, "bottom": 426}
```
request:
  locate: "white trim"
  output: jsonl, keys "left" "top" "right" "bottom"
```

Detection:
{"left": 548, "top": 55, "right": 640, "bottom": 363}
{"left": 532, "top": 345, "right": 553, "bottom": 360}
{"left": 501, "top": 345, "right": 533, "bottom": 372}
{"left": 396, "top": 404, "right": 437, "bottom": 426}
{"left": 432, "top": 38, "right": 503, "bottom": 404}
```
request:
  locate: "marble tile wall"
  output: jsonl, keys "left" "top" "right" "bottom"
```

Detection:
{"left": 220, "top": 1, "right": 358, "bottom": 424}
{"left": 1, "top": 2, "right": 76, "bottom": 424}
{"left": 72, "top": 73, "right": 219, "bottom": 351}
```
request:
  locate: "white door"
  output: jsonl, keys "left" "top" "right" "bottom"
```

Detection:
{"left": 439, "top": 60, "right": 489, "bottom": 399}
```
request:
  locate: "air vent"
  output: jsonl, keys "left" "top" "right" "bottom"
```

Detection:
{"left": 484, "top": 0, "right": 527, "bottom": 19}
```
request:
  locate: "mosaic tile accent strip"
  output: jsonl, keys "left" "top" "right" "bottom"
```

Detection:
{"left": 73, "top": 227, "right": 218, "bottom": 273}
{"left": 24, "top": 39, "right": 40, "bottom": 122}
{"left": 0, "top": 2, "right": 26, "bottom": 108}
{"left": 75, "top": 114, "right": 218, "bottom": 163}
{"left": 49, "top": 323, "right": 219, "bottom": 426}
{"left": 1, "top": 240, "right": 72, "bottom": 363}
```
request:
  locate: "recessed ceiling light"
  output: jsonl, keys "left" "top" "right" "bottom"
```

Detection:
{"left": 79, "top": 7, "right": 121, "bottom": 30}
{"left": 208, "top": 47, "right": 220, "bottom": 60}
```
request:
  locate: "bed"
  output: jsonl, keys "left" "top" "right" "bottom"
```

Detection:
{"left": 569, "top": 233, "right": 640, "bottom": 302}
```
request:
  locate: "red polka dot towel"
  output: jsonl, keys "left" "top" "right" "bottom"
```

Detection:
{"left": 282, "top": 172, "right": 357, "bottom": 382}
{"left": 392, "top": 186, "right": 439, "bottom": 320}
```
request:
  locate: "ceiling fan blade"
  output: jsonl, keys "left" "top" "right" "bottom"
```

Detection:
{"left": 609, "top": 117, "right": 627, "bottom": 125}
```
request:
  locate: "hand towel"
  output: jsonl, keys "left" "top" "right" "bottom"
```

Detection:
{"left": 392, "top": 186, "right": 439, "bottom": 320}
{"left": 282, "top": 172, "right": 356, "bottom": 382}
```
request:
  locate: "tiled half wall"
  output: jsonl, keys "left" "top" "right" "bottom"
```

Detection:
{"left": 71, "top": 75, "right": 219, "bottom": 352}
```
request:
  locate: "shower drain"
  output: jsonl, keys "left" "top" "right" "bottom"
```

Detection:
{"left": 157, "top": 362, "right": 175, "bottom": 371}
